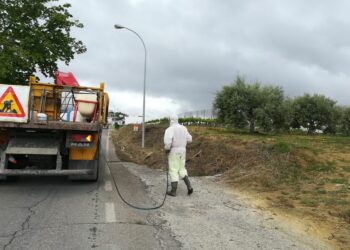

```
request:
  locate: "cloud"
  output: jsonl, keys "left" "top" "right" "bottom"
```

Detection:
{"left": 108, "top": 89, "right": 189, "bottom": 122}
{"left": 50, "top": 0, "right": 350, "bottom": 119}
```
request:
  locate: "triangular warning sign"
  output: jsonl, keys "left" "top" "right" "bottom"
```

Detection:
{"left": 0, "top": 87, "right": 26, "bottom": 117}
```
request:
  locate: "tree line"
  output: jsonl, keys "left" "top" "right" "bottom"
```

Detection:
{"left": 146, "top": 117, "right": 217, "bottom": 126}
{"left": 214, "top": 75, "right": 350, "bottom": 134}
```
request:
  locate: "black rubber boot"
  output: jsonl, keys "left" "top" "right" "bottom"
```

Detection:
{"left": 183, "top": 176, "right": 193, "bottom": 195}
{"left": 167, "top": 182, "right": 178, "bottom": 197}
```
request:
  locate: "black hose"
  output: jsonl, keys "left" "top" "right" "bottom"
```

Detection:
{"left": 105, "top": 154, "right": 168, "bottom": 210}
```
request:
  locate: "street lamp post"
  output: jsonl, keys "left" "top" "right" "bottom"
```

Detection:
{"left": 114, "top": 24, "right": 147, "bottom": 148}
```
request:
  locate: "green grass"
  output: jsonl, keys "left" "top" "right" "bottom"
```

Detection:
{"left": 314, "top": 188, "right": 327, "bottom": 195}
{"left": 317, "top": 179, "right": 328, "bottom": 185}
{"left": 330, "top": 186, "right": 348, "bottom": 194}
{"left": 270, "top": 141, "right": 294, "bottom": 153}
{"left": 281, "top": 163, "right": 302, "bottom": 184}
{"left": 292, "top": 185, "right": 302, "bottom": 192}
{"left": 324, "top": 198, "right": 349, "bottom": 206}
{"left": 342, "top": 166, "right": 350, "bottom": 172}
{"left": 307, "top": 161, "right": 336, "bottom": 172}
{"left": 301, "top": 198, "right": 319, "bottom": 207}
{"left": 204, "top": 128, "right": 350, "bottom": 152}
{"left": 294, "top": 140, "right": 311, "bottom": 148}
{"left": 329, "top": 178, "right": 348, "bottom": 184}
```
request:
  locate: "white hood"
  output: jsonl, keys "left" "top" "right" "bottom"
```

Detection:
{"left": 169, "top": 114, "right": 179, "bottom": 126}
{"left": 164, "top": 114, "right": 192, "bottom": 154}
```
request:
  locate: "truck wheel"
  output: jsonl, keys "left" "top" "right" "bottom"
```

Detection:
{"left": 0, "top": 176, "right": 19, "bottom": 182}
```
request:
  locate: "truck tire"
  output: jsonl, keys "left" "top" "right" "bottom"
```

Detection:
{"left": 0, "top": 175, "right": 19, "bottom": 182}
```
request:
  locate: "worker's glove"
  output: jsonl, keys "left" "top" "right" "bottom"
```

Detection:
{"left": 165, "top": 149, "right": 170, "bottom": 155}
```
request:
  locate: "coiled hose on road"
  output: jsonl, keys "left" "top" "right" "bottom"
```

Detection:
{"left": 105, "top": 154, "right": 169, "bottom": 210}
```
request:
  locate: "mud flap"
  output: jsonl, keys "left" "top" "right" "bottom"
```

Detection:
{"left": 68, "top": 159, "right": 99, "bottom": 181}
{"left": 68, "top": 134, "right": 101, "bottom": 182}
{"left": 0, "top": 150, "right": 7, "bottom": 181}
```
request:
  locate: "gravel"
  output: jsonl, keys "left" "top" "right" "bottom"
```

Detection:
{"left": 120, "top": 161, "right": 332, "bottom": 250}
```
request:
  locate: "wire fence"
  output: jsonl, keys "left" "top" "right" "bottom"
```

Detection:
{"left": 145, "top": 109, "right": 218, "bottom": 126}
{"left": 178, "top": 109, "right": 217, "bottom": 119}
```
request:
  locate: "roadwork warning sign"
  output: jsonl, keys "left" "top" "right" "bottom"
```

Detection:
{"left": 0, "top": 84, "right": 30, "bottom": 123}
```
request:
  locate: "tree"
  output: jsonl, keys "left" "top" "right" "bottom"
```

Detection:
{"left": 110, "top": 111, "right": 128, "bottom": 125}
{"left": 290, "top": 94, "right": 337, "bottom": 134}
{"left": 0, "top": 0, "right": 86, "bottom": 84}
{"left": 323, "top": 105, "right": 342, "bottom": 134}
{"left": 214, "top": 75, "right": 285, "bottom": 133}
{"left": 255, "top": 85, "right": 286, "bottom": 132}
{"left": 214, "top": 78, "right": 247, "bottom": 128}
{"left": 338, "top": 106, "right": 350, "bottom": 135}
{"left": 280, "top": 98, "right": 295, "bottom": 131}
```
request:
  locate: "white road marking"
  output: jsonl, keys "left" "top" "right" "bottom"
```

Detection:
{"left": 105, "top": 165, "right": 111, "bottom": 175}
{"left": 106, "top": 129, "right": 110, "bottom": 156}
{"left": 105, "top": 202, "right": 117, "bottom": 223}
{"left": 104, "top": 181, "right": 113, "bottom": 192}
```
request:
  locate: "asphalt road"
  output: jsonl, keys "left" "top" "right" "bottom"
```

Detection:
{"left": 0, "top": 130, "right": 180, "bottom": 250}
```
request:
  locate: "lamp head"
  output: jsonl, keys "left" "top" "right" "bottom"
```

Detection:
{"left": 114, "top": 24, "right": 124, "bottom": 29}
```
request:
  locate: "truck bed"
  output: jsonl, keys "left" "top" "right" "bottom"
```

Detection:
{"left": 0, "top": 121, "right": 100, "bottom": 131}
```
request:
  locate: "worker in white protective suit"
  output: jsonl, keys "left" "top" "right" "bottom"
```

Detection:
{"left": 164, "top": 114, "right": 193, "bottom": 197}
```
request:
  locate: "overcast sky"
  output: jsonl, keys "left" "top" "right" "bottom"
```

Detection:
{"left": 53, "top": 0, "right": 350, "bottom": 122}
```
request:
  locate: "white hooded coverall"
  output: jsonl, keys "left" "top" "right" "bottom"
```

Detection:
{"left": 164, "top": 115, "right": 192, "bottom": 182}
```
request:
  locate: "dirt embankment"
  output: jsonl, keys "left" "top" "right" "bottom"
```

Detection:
{"left": 111, "top": 124, "right": 350, "bottom": 249}
{"left": 111, "top": 125, "right": 277, "bottom": 180}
